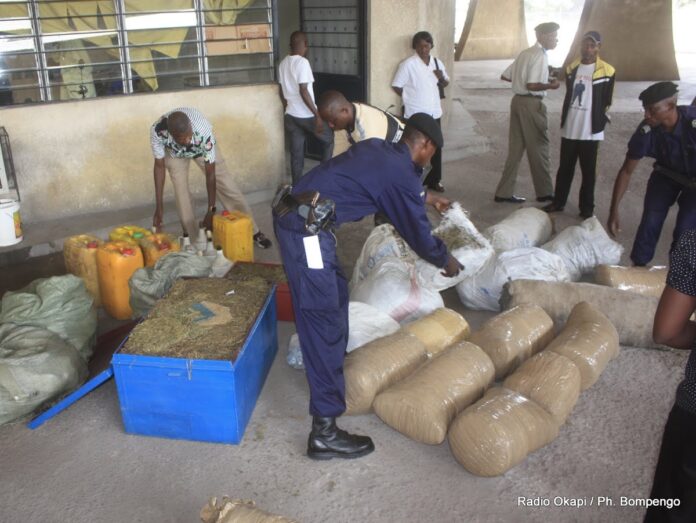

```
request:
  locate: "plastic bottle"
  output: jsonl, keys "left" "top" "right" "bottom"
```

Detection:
{"left": 212, "top": 210, "right": 254, "bottom": 262}
{"left": 204, "top": 230, "right": 216, "bottom": 257}
{"left": 181, "top": 233, "right": 196, "bottom": 254}
{"left": 210, "top": 246, "right": 234, "bottom": 278}
{"left": 195, "top": 226, "right": 207, "bottom": 251}
{"left": 97, "top": 241, "right": 144, "bottom": 319}
{"left": 139, "top": 233, "right": 181, "bottom": 267}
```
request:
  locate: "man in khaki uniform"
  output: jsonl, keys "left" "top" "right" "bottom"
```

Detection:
{"left": 150, "top": 107, "right": 271, "bottom": 248}
{"left": 495, "top": 22, "right": 560, "bottom": 204}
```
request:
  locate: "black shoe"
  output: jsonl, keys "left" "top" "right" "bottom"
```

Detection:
{"left": 579, "top": 210, "right": 593, "bottom": 219}
{"left": 307, "top": 416, "right": 375, "bottom": 460}
{"left": 542, "top": 203, "right": 564, "bottom": 213}
{"left": 429, "top": 182, "right": 445, "bottom": 193}
{"left": 253, "top": 232, "right": 272, "bottom": 249}
{"left": 536, "top": 195, "right": 554, "bottom": 202}
{"left": 494, "top": 195, "right": 526, "bottom": 204}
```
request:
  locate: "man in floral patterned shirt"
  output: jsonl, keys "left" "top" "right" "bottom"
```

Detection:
{"left": 150, "top": 107, "right": 271, "bottom": 248}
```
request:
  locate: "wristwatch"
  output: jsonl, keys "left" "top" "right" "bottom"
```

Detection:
{"left": 207, "top": 206, "right": 217, "bottom": 213}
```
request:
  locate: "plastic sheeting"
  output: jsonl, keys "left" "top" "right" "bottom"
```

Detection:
{"left": 542, "top": 217, "right": 623, "bottom": 281}
{"left": 484, "top": 208, "right": 553, "bottom": 252}
{"left": 344, "top": 331, "right": 428, "bottom": 415}
{"left": 0, "top": 275, "right": 97, "bottom": 360}
{"left": 402, "top": 308, "right": 470, "bottom": 357}
{"left": 503, "top": 351, "right": 581, "bottom": 424}
{"left": 373, "top": 341, "right": 494, "bottom": 444}
{"left": 448, "top": 387, "right": 559, "bottom": 477}
{"left": 456, "top": 247, "right": 571, "bottom": 311}
{"left": 594, "top": 264, "right": 667, "bottom": 299}
{"left": 469, "top": 304, "right": 555, "bottom": 379}
{"left": 0, "top": 324, "right": 87, "bottom": 425}
{"left": 546, "top": 301, "right": 620, "bottom": 390}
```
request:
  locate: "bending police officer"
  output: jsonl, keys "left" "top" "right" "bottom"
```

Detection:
{"left": 273, "top": 113, "right": 462, "bottom": 460}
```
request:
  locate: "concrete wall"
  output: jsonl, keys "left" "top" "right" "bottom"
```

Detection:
{"left": 367, "top": 0, "right": 456, "bottom": 125}
{"left": 456, "top": 0, "right": 528, "bottom": 61}
{"left": 565, "top": 0, "right": 679, "bottom": 81}
{"left": 277, "top": 0, "right": 301, "bottom": 60}
{"left": 1, "top": 84, "right": 285, "bottom": 223}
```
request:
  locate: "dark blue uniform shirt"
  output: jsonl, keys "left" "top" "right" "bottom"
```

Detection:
{"left": 293, "top": 138, "right": 449, "bottom": 268}
{"left": 627, "top": 105, "right": 696, "bottom": 175}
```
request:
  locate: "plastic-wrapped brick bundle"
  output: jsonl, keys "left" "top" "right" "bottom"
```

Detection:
{"left": 500, "top": 279, "right": 661, "bottom": 349}
{"left": 468, "top": 304, "right": 555, "bottom": 379}
{"left": 503, "top": 351, "right": 581, "bottom": 424}
{"left": 373, "top": 341, "right": 494, "bottom": 444}
{"left": 484, "top": 207, "right": 553, "bottom": 252}
{"left": 542, "top": 217, "right": 623, "bottom": 280}
{"left": 200, "top": 497, "right": 298, "bottom": 523}
{"left": 344, "top": 331, "right": 428, "bottom": 415}
{"left": 448, "top": 387, "right": 560, "bottom": 476}
{"left": 594, "top": 264, "right": 667, "bottom": 299}
{"left": 546, "top": 301, "right": 620, "bottom": 390}
{"left": 402, "top": 308, "right": 471, "bottom": 357}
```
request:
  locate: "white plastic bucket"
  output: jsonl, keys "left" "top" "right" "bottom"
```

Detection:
{"left": 0, "top": 199, "right": 22, "bottom": 247}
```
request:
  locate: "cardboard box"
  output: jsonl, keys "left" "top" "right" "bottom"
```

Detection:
{"left": 205, "top": 23, "right": 271, "bottom": 56}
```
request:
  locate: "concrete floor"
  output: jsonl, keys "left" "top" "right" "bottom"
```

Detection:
{"left": 1, "top": 59, "right": 695, "bottom": 523}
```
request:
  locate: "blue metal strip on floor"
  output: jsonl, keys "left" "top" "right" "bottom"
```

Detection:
{"left": 27, "top": 366, "right": 114, "bottom": 430}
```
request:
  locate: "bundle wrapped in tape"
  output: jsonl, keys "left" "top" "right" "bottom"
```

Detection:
{"left": 468, "top": 304, "right": 554, "bottom": 379}
{"left": 500, "top": 279, "right": 661, "bottom": 349}
{"left": 545, "top": 301, "right": 619, "bottom": 390}
{"left": 373, "top": 341, "right": 494, "bottom": 444}
{"left": 200, "top": 497, "right": 297, "bottom": 523}
{"left": 344, "top": 331, "right": 428, "bottom": 414}
{"left": 503, "top": 351, "right": 581, "bottom": 424}
{"left": 448, "top": 387, "right": 559, "bottom": 477}
{"left": 594, "top": 265, "right": 667, "bottom": 299}
{"left": 484, "top": 207, "right": 553, "bottom": 252}
{"left": 402, "top": 308, "right": 471, "bottom": 357}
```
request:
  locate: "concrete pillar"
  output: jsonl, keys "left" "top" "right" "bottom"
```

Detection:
{"left": 455, "top": 0, "right": 528, "bottom": 61}
{"left": 564, "top": 0, "right": 679, "bottom": 81}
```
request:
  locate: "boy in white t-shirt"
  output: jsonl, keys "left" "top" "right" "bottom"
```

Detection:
{"left": 544, "top": 31, "right": 615, "bottom": 218}
{"left": 278, "top": 31, "right": 333, "bottom": 184}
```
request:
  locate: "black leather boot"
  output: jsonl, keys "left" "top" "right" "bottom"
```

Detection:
{"left": 307, "top": 416, "right": 375, "bottom": 460}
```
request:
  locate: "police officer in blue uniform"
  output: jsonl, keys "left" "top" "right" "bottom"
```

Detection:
{"left": 608, "top": 82, "right": 696, "bottom": 266}
{"left": 273, "top": 113, "right": 462, "bottom": 460}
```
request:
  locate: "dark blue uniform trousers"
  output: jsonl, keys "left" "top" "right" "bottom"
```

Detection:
{"left": 631, "top": 172, "right": 696, "bottom": 266}
{"left": 273, "top": 212, "right": 349, "bottom": 417}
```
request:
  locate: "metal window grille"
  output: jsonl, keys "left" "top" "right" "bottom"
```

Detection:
{"left": 0, "top": 0, "right": 276, "bottom": 105}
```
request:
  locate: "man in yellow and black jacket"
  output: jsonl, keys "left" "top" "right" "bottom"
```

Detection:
{"left": 543, "top": 31, "right": 615, "bottom": 218}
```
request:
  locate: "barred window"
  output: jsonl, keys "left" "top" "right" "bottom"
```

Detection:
{"left": 0, "top": 0, "right": 275, "bottom": 105}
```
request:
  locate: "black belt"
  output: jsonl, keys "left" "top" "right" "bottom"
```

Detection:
{"left": 515, "top": 93, "right": 542, "bottom": 98}
{"left": 272, "top": 185, "right": 336, "bottom": 235}
{"left": 654, "top": 164, "right": 696, "bottom": 189}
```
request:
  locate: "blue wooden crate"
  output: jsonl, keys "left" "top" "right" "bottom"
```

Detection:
{"left": 111, "top": 286, "right": 278, "bottom": 444}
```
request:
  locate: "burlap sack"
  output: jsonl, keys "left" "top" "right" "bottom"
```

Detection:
{"left": 503, "top": 351, "right": 581, "bottom": 424}
{"left": 402, "top": 308, "right": 471, "bottom": 357}
{"left": 500, "top": 279, "right": 661, "bottom": 349}
{"left": 448, "top": 387, "right": 559, "bottom": 477}
{"left": 344, "top": 331, "right": 428, "bottom": 415}
{"left": 594, "top": 264, "right": 667, "bottom": 299}
{"left": 373, "top": 341, "right": 494, "bottom": 444}
{"left": 200, "top": 497, "right": 297, "bottom": 523}
{"left": 546, "top": 302, "right": 620, "bottom": 390}
{"left": 468, "top": 304, "right": 554, "bottom": 379}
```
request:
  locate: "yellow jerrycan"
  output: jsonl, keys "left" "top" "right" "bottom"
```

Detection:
{"left": 63, "top": 234, "right": 103, "bottom": 306}
{"left": 97, "top": 241, "right": 144, "bottom": 320}
{"left": 212, "top": 210, "right": 253, "bottom": 262}
{"left": 139, "top": 233, "right": 181, "bottom": 267}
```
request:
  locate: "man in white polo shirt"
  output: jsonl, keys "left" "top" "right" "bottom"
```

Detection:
{"left": 278, "top": 31, "right": 333, "bottom": 184}
{"left": 494, "top": 22, "right": 560, "bottom": 204}
{"left": 392, "top": 31, "right": 449, "bottom": 192}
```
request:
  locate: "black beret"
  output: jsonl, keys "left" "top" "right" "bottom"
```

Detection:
{"left": 406, "top": 113, "right": 444, "bottom": 148}
{"left": 534, "top": 22, "right": 560, "bottom": 34}
{"left": 639, "top": 82, "right": 679, "bottom": 106}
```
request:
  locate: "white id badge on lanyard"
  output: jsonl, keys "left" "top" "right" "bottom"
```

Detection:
{"left": 303, "top": 235, "right": 324, "bottom": 269}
